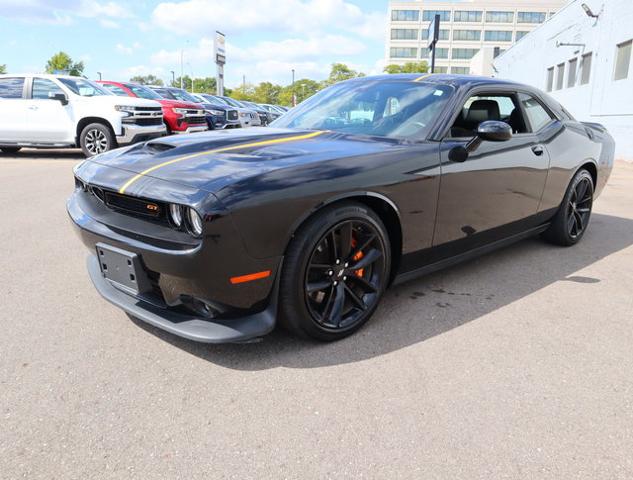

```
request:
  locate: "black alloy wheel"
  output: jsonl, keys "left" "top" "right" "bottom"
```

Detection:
{"left": 543, "top": 168, "right": 594, "bottom": 246}
{"left": 280, "top": 202, "right": 390, "bottom": 341}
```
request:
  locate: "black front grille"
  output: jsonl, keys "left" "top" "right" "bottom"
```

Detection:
{"left": 104, "top": 191, "right": 163, "bottom": 218}
{"left": 227, "top": 109, "right": 238, "bottom": 120}
{"left": 186, "top": 115, "right": 206, "bottom": 125}
{"left": 132, "top": 117, "right": 164, "bottom": 126}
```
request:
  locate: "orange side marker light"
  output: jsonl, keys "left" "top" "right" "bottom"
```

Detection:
{"left": 230, "top": 270, "right": 272, "bottom": 284}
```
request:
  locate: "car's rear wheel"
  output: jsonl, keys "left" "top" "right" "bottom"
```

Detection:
{"left": 280, "top": 202, "right": 391, "bottom": 341}
{"left": 543, "top": 168, "right": 594, "bottom": 246}
{"left": 1, "top": 147, "right": 22, "bottom": 154}
{"left": 80, "top": 123, "right": 115, "bottom": 157}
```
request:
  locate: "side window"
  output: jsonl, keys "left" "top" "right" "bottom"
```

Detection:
{"left": 519, "top": 93, "right": 555, "bottom": 132}
{"left": 102, "top": 84, "right": 129, "bottom": 96}
{"left": 32, "top": 78, "right": 64, "bottom": 99}
{"left": 0, "top": 77, "right": 25, "bottom": 99}
{"left": 450, "top": 93, "right": 528, "bottom": 137}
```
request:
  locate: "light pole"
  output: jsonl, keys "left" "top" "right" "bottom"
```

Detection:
{"left": 170, "top": 70, "right": 175, "bottom": 86}
{"left": 291, "top": 69, "right": 296, "bottom": 107}
{"left": 97, "top": 71, "right": 102, "bottom": 81}
{"left": 180, "top": 49, "right": 184, "bottom": 89}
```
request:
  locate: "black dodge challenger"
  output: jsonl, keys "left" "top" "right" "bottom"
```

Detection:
{"left": 68, "top": 74, "right": 615, "bottom": 343}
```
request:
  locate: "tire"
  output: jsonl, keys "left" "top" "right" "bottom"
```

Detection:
{"left": 279, "top": 202, "right": 391, "bottom": 341}
{"left": 1, "top": 147, "right": 21, "bottom": 154}
{"left": 542, "top": 168, "right": 594, "bottom": 246}
{"left": 79, "top": 123, "right": 115, "bottom": 157}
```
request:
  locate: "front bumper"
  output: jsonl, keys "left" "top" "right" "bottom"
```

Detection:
{"left": 117, "top": 124, "right": 166, "bottom": 145}
{"left": 173, "top": 125, "right": 208, "bottom": 134}
{"left": 87, "top": 255, "right": 277, "bottom": 343}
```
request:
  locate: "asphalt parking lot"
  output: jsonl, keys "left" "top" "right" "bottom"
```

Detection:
{"left": 2, "top": 150, "right": 633, "bottom": 479}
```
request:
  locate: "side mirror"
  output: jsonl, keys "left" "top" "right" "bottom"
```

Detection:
{"left": 476, "top": 120, "right": 512, "bottom": 142}
{"left": 49, "top": 92, "right": 69, "bottom": 105}
{"left": 448, "top": 120, "right": 512, "bottom": 163}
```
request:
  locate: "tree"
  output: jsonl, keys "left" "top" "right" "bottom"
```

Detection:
{"left": 231, "top": 82, "right": 257, "bottom": 101}
{"left": 130, "top": 74, "right": 163, "bottom": 86}
{"left": 383, "top": 61, "right": 429, "bottom": 74}
{"left": 323, "top": 62, "right": 365, "bottom": 86}
{"left": 0, "top": 64, "right": 6, "bottom": 74}
{"left": 170, "top": 76, "right": 216, "bottom": 94}
{"left": 252, "top": 81, "right": 282, "bottom": 104}
{"left": 278, "top": 78, "right": 322, "bottom": 106}
{"left": 45, "top": 51, "right": 84, "bottom": 76}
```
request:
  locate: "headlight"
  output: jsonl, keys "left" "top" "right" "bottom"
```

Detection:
{"left": 172, "top": 108, "right": 189, "bottom": 117}
{"left": 186, "top": 207, "right": 203, "bottom": 236}
{"left": 114, "top": 105, "right": 136, "bottom": 116}
{"left": 168, "top": 204, "right": 183, "bottom": 227}
{"left": 206, "top": 109, "right": 224, "bottom": 116}
{"left": 239, "top": 112, "right": 248, "bottom": 118}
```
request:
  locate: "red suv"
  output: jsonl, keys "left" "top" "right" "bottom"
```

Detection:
{"left": 98, "top": 81, "right": 207, "bottom": 135}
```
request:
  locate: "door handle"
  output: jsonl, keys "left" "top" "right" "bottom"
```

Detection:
{"left": 531, "top": 145, "right": 544, "bottom": 156}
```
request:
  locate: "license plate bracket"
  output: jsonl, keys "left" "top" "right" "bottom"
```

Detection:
{"left": 96, "top": 243, "right": 152, "bottom": 295}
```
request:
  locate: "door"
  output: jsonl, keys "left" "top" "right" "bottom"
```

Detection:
{"left": 0, "top": 76, "right": 29, "bottom": 143}
{"left": 433, "top": 91, "right": 550, "bottom": 247}
{"left": 25, "top": 77, "right": 74, "bottom": 143}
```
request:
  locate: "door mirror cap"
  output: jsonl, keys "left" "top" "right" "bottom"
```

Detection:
{"left": 49, "top": 92, "right": 69, "bottom": 105}
{"left": 476, "top": 120, "right": 512, "bottom": 142}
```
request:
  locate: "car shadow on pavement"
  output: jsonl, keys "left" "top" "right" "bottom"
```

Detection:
{"left": 129, "top": 213, "right": 633, "bottom": 370}
{"left": 0, "top": 149, "right": 84, "bottom": 161}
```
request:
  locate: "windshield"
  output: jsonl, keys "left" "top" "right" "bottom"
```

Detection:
{"left": 167, "top": 88, "right": 200, "bottom": 103}
{"left": 272, "top": 80, "right": 455, "bottom": 140}
{"left": 59, "top": 78, "right": 109, "bottom": 97}
{"left": 221, "top": 97, "right": 244, "bottom": 108}
{"left": 124, "top": 83, "right": 162, "bottom": 100}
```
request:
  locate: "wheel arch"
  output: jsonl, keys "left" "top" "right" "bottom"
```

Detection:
{"left": 76, "top": 117, "right": 116, "bottom": 145}
{"left": 578, "top": 160, "right": 597, "bottom": 187}
{"left": 285, "top": 191, "right": 403, "bottom": 284}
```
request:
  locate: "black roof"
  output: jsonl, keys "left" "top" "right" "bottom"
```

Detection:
{"left": 345, "top": 73, "right": 523, "bottom": 88}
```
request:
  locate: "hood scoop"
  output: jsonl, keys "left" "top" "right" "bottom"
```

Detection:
{"left": 144, "top": 141, "right": 177, "bottom": 154}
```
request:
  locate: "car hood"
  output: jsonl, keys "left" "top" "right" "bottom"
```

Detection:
{"left": 77, "top": 128, "right": 402, "bottom": 198}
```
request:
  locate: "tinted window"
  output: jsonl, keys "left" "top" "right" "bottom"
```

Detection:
{"left": 101, "top": 84, "right": 129, "bottom": 96}
{"left": 451, "top": 93, "right": 528, "bottom": 137}
{"left": 520, "top": 93, "right": 554, "bottom": 131}
{"left": 151, "top": 88, "right": 176, "bottom": 100}
{"left": 124, "top": 84, "right": 163, "bottom": 100}
{"left": 0, "top": 77, "right": 24, "bottom": 99}
{"left": 273, "top": 80, "right": 454, "bottom": 140}
{"left": 59, "top": 78, "right": 108, "bottom": 96}
{"left": 32, "top": 78, "right": 65, "bottom": 99}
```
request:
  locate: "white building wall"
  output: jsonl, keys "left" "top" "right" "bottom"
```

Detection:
{"left": 493, "top": 0, "right": 633, "bottom": 159}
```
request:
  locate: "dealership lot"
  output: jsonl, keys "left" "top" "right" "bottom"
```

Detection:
{"left": 2, "top": 151, "right": 633, "bottom": 478}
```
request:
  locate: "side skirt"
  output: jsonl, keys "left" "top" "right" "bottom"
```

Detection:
{"left": 392, "top": 224, "right": 549, "bottom": 286}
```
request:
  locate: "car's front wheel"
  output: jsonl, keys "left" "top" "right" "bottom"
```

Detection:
{"left": 80, "top": 123, "right": 115, "bottom": 157}
{"left": 280, "top": 202, "right": 391, "bottom": 341}
{"left": 543, "top": 168, "right": 594, "bottom": 246}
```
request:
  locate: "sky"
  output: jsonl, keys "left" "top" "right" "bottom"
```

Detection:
{"left": 0, "top": 0, "right": 391, "bottom": 88}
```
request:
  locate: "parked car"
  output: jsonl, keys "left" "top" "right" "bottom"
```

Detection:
{"left": 67, "top": 74, "right": 614, "bottom": 344}
{"left": 239, "top": 100, "right": 272, "bottom": 125}
{"left": 149, "top": 86, "right": 229, "bottom": 131}
{"left": 208, "top": 95, "right": 261, "bottom": 128}
{"left": 136, "top": 85, "right": 208, "bottom": 134}
{"left": 98, "top": 81, "right": 206, "bottom": 136}
{"left": 259, "top": 103, "right": 285, "bottom": 121}
{"left": 0, "top": 74, "right": 165, "bottom": 157}
{"left": 189, "top": 93, "right": 240, "bottom": 129}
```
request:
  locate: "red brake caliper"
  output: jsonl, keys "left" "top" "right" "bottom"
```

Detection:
{"left": 350, "top": 236, "right": 364, "bottom": 278}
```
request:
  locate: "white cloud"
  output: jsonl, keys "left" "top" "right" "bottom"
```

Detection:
{"left": 115, "top": 42, "right": 141, "bottom": 55}
{"left": 151, "top": 0, "right": 386, "bottom": 39}
{"left": 99, "top": 18, "right": 119, "bottom": 28}
{"left": 0, "top": 0, "right": 131, "bottom": 24}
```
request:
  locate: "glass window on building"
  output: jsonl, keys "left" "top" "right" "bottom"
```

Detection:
{"left": 485, "top": 11, "right": 514, "bottom": 23}
{"left": 555, "top": 62, "right": 565, "bottom": 90}
{"left": 515, "top": 31, "right": 529, "bottom": 41}
{"left": 452, "top": 48, "right": 479, "bottom": 60}
{"left": 546, "top": 67, "right": 554, "bottom": 92}
{"left": 420, "top": 47, "right": 429, "bottom": 58}
{"left": 517, "top": 12, "right": 546, "bottom": 23}
{"left": 519, "top": 93, "right": 555, "bottom": 132}
{"left": 390, "top": 47, "right": 418, "bottom": 58}
{"left": 421, "top": 29, "right": 449, "bottom": 40}
{"left": 434, "top": 48, "right": 449, "bottom": 59}
{"left": 614, "top": 39, "right": 632, "bottom": 81}
{"left": 567, "top": 58, "right": 578, "bottom": 87}
{"left": 454, "top": 11, "right": 482, "bottom": 22}
{"left": 391, "top": 10, "right": 419, "bottom": 22}
{"left": 484, "top": 30, "right": 512, "bottom": 42}
{"left": 391, "top": 29, "right": 419, "bottom": 40}
{"left": 580, "top": 52, "right": 592, "bottom": 84}
{"left": 422, "top": 10, "right": 451, "bottom": 22}
{"left": 451, "top": 67, "right": 470, "bottom": 74}
{"left": 453, "top": 30, "right": 481, "bottom": 41}
{"left": 434, "top": 66, "right": 448, "bottom": 73}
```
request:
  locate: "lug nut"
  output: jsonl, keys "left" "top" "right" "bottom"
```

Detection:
{"left": 335, "top": 259, "right": 340, "bottom": 265}
{"left": 343, "top": 276, "right": 347, "bottom": 281}
{"left": 328, "top": 270, "right": 333, "bottom": 276}
{"left": 344, "top": 262, "right": 349, "bottom": 268}
{"left": 333, "top": 281, "right": 338, "bottom": 286}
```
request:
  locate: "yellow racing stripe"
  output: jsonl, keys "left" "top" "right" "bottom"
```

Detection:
{"left": 413, "top": 73, "right": 432, "bottom": 82}
{"left": 118, "top": 130, "right": 326, "bottom": 194}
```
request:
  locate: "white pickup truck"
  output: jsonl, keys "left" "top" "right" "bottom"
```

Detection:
{"left": 0, "top": 74, "right": 166, "bottom": 157}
